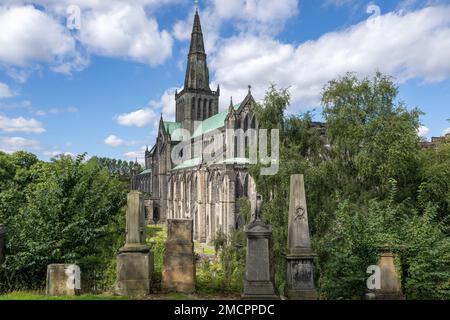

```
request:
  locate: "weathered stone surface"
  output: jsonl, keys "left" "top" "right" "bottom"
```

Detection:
{"left": 116, "top": 252, "right": 153, "bottom": 296}
{"left": 366, "top": 248, "right": 404, "bottom": 300}
{"left": 122, "top": 191, "right": 149, "bottom": 252}
{"left": 285, "top": 174, "right": 317, "bottom": 299}
{"left": 0, "top": 224, "right": 6, "bottom": 264}
{"left": 46, "top": 264, "right": 81, "bottom": 296}
{"left": 116, "top": 191, "right": 153, "bottom": 296}
{"left": 288, "top": 174, "right": 311, "bottom": 252}
{"left": 162, "top": 219, "right": 196, "bottom": 293}
{"left": 242, "top": 220, "right": 278, "bottom": 300}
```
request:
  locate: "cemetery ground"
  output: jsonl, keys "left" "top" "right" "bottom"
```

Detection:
{"left": 0, "top": 224, "right": 240, "bottom": 300}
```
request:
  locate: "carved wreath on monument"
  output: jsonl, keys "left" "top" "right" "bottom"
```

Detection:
{"left": 294, "top": 206, "right": 306, "bottom": 222}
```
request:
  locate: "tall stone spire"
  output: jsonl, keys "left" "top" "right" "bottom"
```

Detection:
{"left": 184, "top": 9, "right": 210, "bottom": 90}
{"left": 175, "top": 7, "right": 219, "bottom": 133}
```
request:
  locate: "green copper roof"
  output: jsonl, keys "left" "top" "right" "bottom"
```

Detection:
{"left": 138, "top": 169, "right": 152, "bottom": 175}
{"left": 172, "top": 157, "right": 250, "bottom": 171}
{"left": 172, "top": 157, "right": 202, "bottom": 170}
{"left": 163, "top": 122, "right": 182, "bottom": 141}
{"left": 191, "top": 103, "right": 241, "bottom": 139}
{"left": 192, "top": 111, "right": 228, "bottom": 138}
{"left": 218, "top": 157, "right": 250, "bottom": 165}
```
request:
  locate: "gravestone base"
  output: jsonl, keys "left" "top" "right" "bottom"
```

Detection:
{"left": 46, "top": 264, "right": 81, "bottom": 296}
{"left": 365, "top": 291, "right": 405, "bottom": 300}
{"left": 162, "top": 219, "right": 195, "bottom": 294}
{"left": 242, "top": 221, "right": 279, "bottom": 300}
{"left": 286, "top": 250, "right": 317, "bottom": 300}
{"left": 116, "top": 246, "right": 153, "bottom": 296}
{"left": 242, "top": 281, "right": 279, "bottom": 300}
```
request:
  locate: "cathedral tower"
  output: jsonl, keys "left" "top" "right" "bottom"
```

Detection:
{"left": 175, "top": 9, "right": 220, "bottom": 134}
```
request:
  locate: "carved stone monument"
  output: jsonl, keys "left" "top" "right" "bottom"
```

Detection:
{"left": 285, "top": 174, "right": 317, "bottom": 299}
{"left": 46, "top": 264, "right": 81, "bottom": 296}
{"left": 116, "top": 191, "right": 153, "bottom": 296}
{"left": 0, "top": 224, "right": 6, "bottom": 264}
{"left": 162, "top": 219, "right": 196, "bottom": 293}
{"left": 366, "top": 247, "right": 404, "bottom": 300}
{"left": 242, "top": 195, "right": 278, "bottom": 300}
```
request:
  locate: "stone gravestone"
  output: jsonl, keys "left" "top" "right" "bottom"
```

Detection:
{"left": 46, "top": 264, "right": 81, "bottom": 296}
{"left": 366, "top": 246, "right": 404, "bottom": 300}
{"left": 116, "top": 191, "right": 153, "bottom": 296}
{"left": 0, "top": 224, "right": 6, "bottom": 264}
{"left": 242, "top": 195, "right": 278, "bottom": 300}
{"left": 162, "top": 219, "right": 195, "bottom": 293}
{"left": 285, "top": 174, "right": 317, "bottom": 299}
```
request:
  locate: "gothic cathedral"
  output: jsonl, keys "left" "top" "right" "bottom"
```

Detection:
{"left": 131, "top": 10, "right": 258, "bottom": 243}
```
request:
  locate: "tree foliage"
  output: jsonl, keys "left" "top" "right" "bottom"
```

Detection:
{"left": 0, "top": 153, "right": 127, "bottom": 292}
{"left": 247, "top": 74, "right": 450, "bottom": 299}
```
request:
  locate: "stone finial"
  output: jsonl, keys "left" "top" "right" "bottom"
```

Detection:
{"left": 254, "top": 194, "right": 263, "bottom": 221}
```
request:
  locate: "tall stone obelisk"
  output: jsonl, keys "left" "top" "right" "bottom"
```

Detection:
{"left": 285, "top": 174, "right": 317, "bottom": 299}
{"left": 116, "top": 191, "right": 153, "bottom": 296}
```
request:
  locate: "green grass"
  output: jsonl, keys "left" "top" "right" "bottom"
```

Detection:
{"left": 0, "top": 291, "right": 130, "bottom": 300}
{"left": 0, "top": 291, "right": 239, "bottom": 300}
{"left": 146, "top": 224, "right": 166, "bottom": 238}
{"left": 194, "top": 242, "right": 216, "bottom": 255}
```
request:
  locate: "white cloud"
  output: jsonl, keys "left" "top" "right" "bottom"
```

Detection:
{"left": 116, "top": 108, "right": 157, "bottom": 127}
{"left": 211, "top": 6, "right": 450, "bottom": 110}
{"left": 0, "top": 2, "right": 176, "bottom": 77}
{"left": 35, "top": 107, "right": 79, "bottom": 116}
{"left": 124, "top": 145, "right": 146, "bottom": 164}
{"left": 104, "top": 135, "right": 124, "bottom": 147}
{"left": 42, "top": 150, "right": 74, "bottom": 157}
{"left": 0, "top": 136, "right": 40, "bottom": 153}
{"left": 79, "top": 4, "right": 173, "bottom": 66}
{"left": 417, "top": 125, "right": 430, "bottom": 137}
{"left": 149, "top": 87, "right": 181, "bottom": 120}
{"left": 0, "top": 83, "right": 13, "bottom": 98}
{"left": 173, "top": 0, "right": 298, "bottom": 55}
{"left": 443, "top": 127, "right": 450, "bottom": 135}
{"left": 0, "top": 115, "right": 45, "bottom": 133}
{"left": 0, "top": 5, "right": 84, "bottom": 73}
{"left": 212, "top": 0, "right": 298, "bottom": 27}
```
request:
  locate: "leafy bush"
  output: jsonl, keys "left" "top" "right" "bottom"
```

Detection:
{"left": 0, "top": 153, "right": 127, "bottom": 293}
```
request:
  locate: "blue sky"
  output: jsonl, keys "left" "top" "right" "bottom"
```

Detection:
{"left": 0, "top": 0, "right": 449, "bottom": 162}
